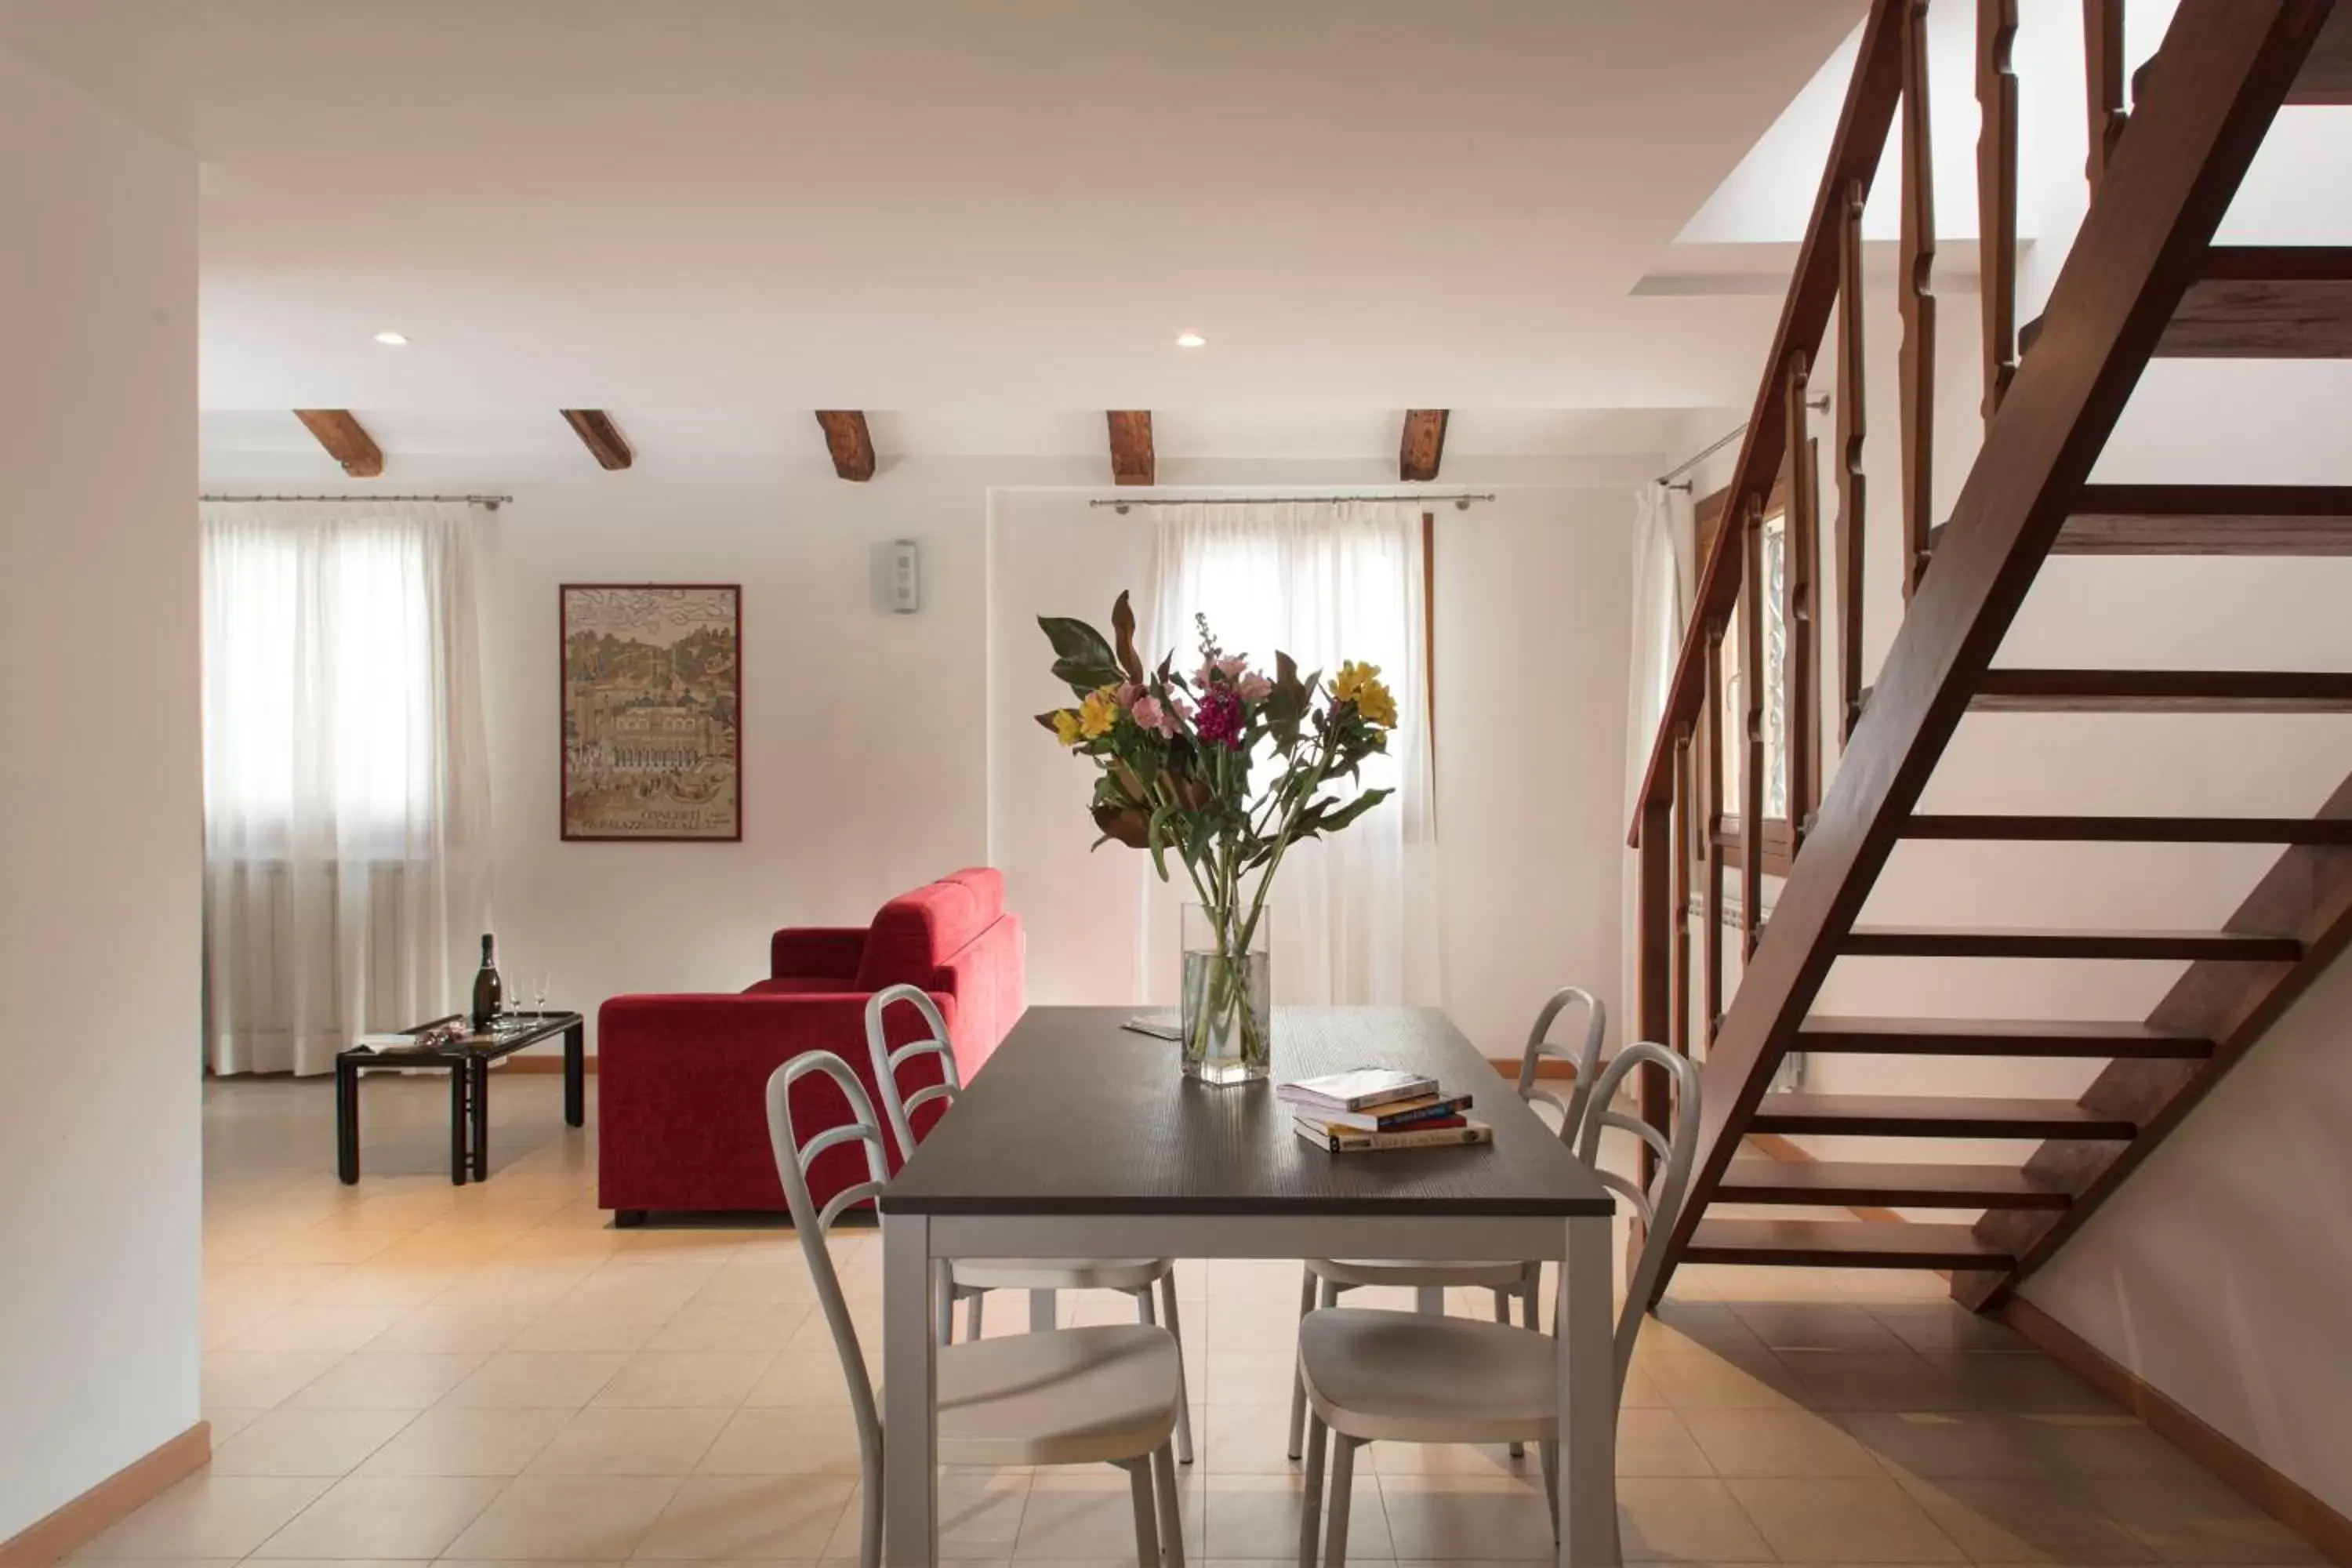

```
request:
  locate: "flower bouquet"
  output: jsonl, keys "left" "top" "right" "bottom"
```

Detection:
{"left": 1036, "top": 592, "right": 1398, "bottom": 1082}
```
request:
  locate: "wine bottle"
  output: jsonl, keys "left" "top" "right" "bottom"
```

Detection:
{"left": 470, "top": 934, "right": 504, "bottom": 1029}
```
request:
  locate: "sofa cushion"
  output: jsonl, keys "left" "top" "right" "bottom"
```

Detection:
{"left": 742, "top": 978, "right": 857, "bottom": 997}
{"left": 854, "top": 867, "right": 1005, "bottom": 989}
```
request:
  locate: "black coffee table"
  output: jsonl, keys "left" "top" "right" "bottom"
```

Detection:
{"left": 335, "top": 1011, "right": 586, "bottom": 1185}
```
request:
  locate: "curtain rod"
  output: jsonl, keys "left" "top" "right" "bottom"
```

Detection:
{"left": 1090, "top": 492, "right": 1494, "bottom": 514}
{"left": 1657, "top": 396, "right": 1831, "bottom": 491}
{"left": 201, "top": 492, "right": 514, "bottom": 510}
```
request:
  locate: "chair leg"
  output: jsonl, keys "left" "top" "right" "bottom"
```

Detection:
{"left": 1540, "top": 1439, "right": 1560, "bottom": 1541}
{"left": 935, "top": 1270, "right": 955, "bottom": 1348}
{"left": 967, "top": 1288, "right": 985, "bottom": 1341}
{"left": 1325, "top": 1436, "right": 1357, "bottom": 1568}
{"left": 1152, "top": 1440, "right": 1185, "bottom": 1568}
{"left": 1126, "top": 1457, "right": 1163, "bottom": 1568}
{"left": 860, "top": 1451, "right": 883, "bottom": 1568}
{"left": 1297, "top": 1410, "right": 1327, "bottom": 1568}
{"left": 1494, "top": 1287, "right": 1525, "bottom": 1460}
{"left": 1156, "top": 1272, "right": 1196, "bottom": 1465}
{"left": 1286, "top": 1264, "right": 1316, "bottom": 1461}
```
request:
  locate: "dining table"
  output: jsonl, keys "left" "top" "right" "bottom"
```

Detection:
{"left": 877, "top": 1004, "right": 1621, "bottom": 1568}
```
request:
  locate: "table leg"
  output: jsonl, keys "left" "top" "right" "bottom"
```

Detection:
{"left": 883, "top": 1213, "right": 938, "bottom": 1567}
{"left": 449, "top": 1064, "right": 470, "bottom": 1186}
{"left": 336, "top": 1058, "right": 360, "bottom": 1184}
{"left": 1556, "top": 1214, "right": 1620, "bottom": 1568}
{"left": 564, "top": 1020, "right": 586, "bottom": 1127}
{"left": 1029, "top": 1288, "right": 1058, "bottom": 1333}
{"left": 471, "top": 1058, "right": 491, "bottom": 1179}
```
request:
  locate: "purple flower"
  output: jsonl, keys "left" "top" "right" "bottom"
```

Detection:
{"left": 1196, "top": 688, "right": 1245, "bottom": 750}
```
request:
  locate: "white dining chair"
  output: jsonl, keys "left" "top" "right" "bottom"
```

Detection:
{"left": 765, "top": 1050, "right": 1188, "bottom": 1568}
{"left": 865, "top": 984, "right": 1196, "bottom": 1464}
{"left": 1292, "top": 1040, "right": 1700, "bottom": 1568}
{"left": 1285, "top": 985, "right": 1607, "bottom": 1461}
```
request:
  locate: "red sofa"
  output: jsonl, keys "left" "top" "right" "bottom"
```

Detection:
{"left": 597, "top": 868, "right": 1025, "bottom": 1222}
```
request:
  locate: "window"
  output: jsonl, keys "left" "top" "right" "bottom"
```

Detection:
{"left": 1697, "top": 476, "right": 1797, "bottom": 874}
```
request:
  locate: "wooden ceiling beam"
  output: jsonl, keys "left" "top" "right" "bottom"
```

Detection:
{"left": 1106, "top": 411, "right": 1155, "bottom": 487}
{"left": 1399, "top": 409, "right": 1450, "bottom": 482}
{"left": 814, "top": 411, "right": 877, "bottom": 481}
{"left": 292, "top": 409, "right": 383, "bottom": 478}
{"left": 560, "top": 409, "right": 634, "bottom": 470}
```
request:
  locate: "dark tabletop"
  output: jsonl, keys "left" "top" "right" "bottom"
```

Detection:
{"left": 880, "top": 1006, "right": 1613, "bottom": 1218}
{"left": 339, "top": 1011, "right": 583, "bottom": 1062}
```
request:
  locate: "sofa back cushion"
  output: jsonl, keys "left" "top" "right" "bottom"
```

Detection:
{"left": 854, "top": 867, "right": 1005, "bottom": 990}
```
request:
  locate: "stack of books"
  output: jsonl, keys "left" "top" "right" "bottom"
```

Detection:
{"left": 1279, "top": 1067, "right": 1491, "bottom": 1153}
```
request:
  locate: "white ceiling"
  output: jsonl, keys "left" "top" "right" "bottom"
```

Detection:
{"left": 3, "top": 1, "right": 1862, "bottom": 452}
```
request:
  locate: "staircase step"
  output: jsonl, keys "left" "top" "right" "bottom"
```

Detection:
{"left": 2158, "top": 247, "right": 2352, "bottom": 358}
{"left": 1686, "top": 1218, "right": 2016, "bottom": 1269}
{"left": 1719, "top": 1158, "right": 2072, "bottom": 1210}
{"left": 1904, "top": 813, "right": 2352, "bottom": 844}
{"left": 1971, "top": 669, "right": 2352, "bottom": 712}
{"left": 2288, "top": 7, "right": 2352, "bottom": 105}
{"left": 1796, "top": 1015, "right": 2214, "bottom": 1058}
{"left": 2061, "top": 484, "right": 2352, "bottom": 554}
{"left": 1748, "top": 1093, "right": 2138, "bottom": 1139}
{"left": 1842, "top": 925, "right": 2302, "bottom": 961}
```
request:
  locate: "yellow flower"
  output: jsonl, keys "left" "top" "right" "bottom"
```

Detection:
{"left": 1333, "top": 661, "right": 1398, "bottom": 728}
{"left": 1051, "top": 710, "right": 1083, "bottom": 747}
{"left": 1078, "top": 687, "right": 1120, "bottom": 740}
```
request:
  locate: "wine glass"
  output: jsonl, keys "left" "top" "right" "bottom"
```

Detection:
{"left": 532, "top": 970, "right": 551, "bottom": 1015}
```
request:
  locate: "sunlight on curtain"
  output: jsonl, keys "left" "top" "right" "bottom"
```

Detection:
{"left": 1142, "top": 500, "right": 1441, "bottom": 1009}
{"left": 201, "top": 501, "right": 492, "bottom": 1075}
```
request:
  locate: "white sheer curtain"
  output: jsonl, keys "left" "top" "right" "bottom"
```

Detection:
{"left": 1621, "top": 482, "right": 1697, "bottom": 1047}
{"left": 201, "top": 500, "right": 492, "bottom": 1075}
{"left": 1142, "top": 500, "right": 1441, "bottom": 1008}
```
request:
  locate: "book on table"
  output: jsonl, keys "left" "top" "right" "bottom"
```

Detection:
{"left": 1293, "top": 1116, "right": 1494, "bottom": 1153}
{"left": 1308, "top": 1091, "right": 1476, "bottom": 1131}
{"left": 1275, "top": 1067, "right": 1440, "bottom": 1112}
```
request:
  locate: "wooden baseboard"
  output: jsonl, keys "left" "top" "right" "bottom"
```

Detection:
{"left": 0, "top": 1421, "right": 210, "bottom": 1567}
{"left": 2002, "top": 1298, "right": 2352, "bottom": 1566}
{"left": 502, "top": 1054, "right": 596, "bottom": 1074}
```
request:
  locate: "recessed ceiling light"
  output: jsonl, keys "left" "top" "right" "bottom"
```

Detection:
{"left": 1174, "top": 331, "right": 1207, "bottom": 349}
{"left": 373, "top": 330, "right": 409, "bottom": 347}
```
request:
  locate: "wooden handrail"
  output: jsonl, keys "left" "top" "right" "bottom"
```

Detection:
{"left": 1628, "top": 0, "right": 1910, "bottom": 845}
{"left": 1654, "top": 0, "right": 2336, "bottom": 1293}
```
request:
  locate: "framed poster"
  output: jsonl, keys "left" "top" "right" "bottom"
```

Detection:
{"left": 561, "top": 583, "right": 742, "bottom": 841}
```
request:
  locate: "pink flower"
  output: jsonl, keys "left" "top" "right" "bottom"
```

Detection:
{"left": 1235, "top": 671, "right": 1274, "bottom": 702}
{"left": 1196, "top": 688, "right": 1245, "bottom": 750}
{"left": 1113, "top": 681, "right": 1145, "bottom": 710}
{"left": 1131, "top": 695, "right": 1178, "bottom": 737}
{"left": 1192, "top": 653, "right": 1252, "bottom": 690}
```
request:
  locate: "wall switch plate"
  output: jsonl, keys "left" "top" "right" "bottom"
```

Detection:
{"left": 889, "top": 539, "right": 920, "bottom": 614}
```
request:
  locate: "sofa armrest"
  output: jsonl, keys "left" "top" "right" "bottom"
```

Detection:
{"left": 770, "top": 926, "right": 868, "bottom": 981}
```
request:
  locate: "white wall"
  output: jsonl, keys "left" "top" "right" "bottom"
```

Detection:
{"left": 2022, "top": 941, "right": 2352, "bottom": 1520}
{"left": 0, "top": 43, "right": 202, "bottom": 1541}
{"left": 192, "top": 450, "right": 1652, "bottom": 1063}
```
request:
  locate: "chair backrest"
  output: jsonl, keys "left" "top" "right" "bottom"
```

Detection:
{"left": 865, "top": 982, "right": 960, "bottom": 1159}
{"left": 1571, "top": 1040, "right": 1701, "bottom": 1395}
{"left": 1515, "top": 986, "right": 1608, "bottom": 1145}
{"left": 764, "top": 1051, "right": 890, "bottom": 1475}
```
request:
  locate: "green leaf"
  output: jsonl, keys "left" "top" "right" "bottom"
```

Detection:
{"left": 1316, "top": 788, "right": 1392, "bottom": 835}
{"left": 1146, "top": 804, "right": 1175, "bottom": 883}
{"left": 1037, "top": 615, "right": 1123, "bottom": 695}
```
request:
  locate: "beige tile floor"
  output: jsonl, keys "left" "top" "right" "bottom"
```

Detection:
{"left": 86, "top": 1070, "right": 2319, "bottom": 1566}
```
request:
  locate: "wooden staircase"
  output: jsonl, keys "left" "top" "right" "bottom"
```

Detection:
{"left": 1629, "top": 0, "right": 2352, "bottom": 1311}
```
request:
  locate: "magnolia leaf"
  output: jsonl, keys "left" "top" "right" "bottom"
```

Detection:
{"left": 1091, "top": 801, "right": 1152, "bottom": 849}
{"left": 1038, "top": 615, "right": 1123, "bottom": 695}
{"left": 1111, "top": 590, "right": 1146, "bottom": 683}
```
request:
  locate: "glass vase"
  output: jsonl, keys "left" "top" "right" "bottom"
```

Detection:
{"left": 1180, "top": 902, "right": 1271, "bottom": 1085}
